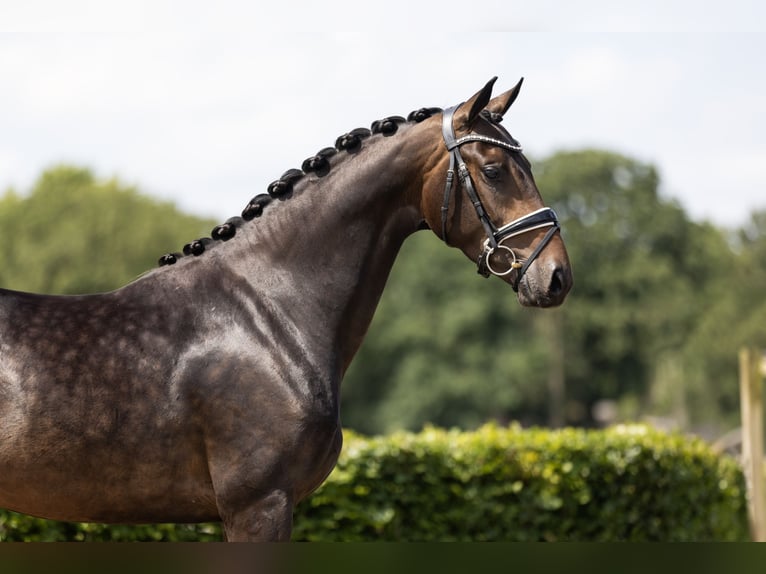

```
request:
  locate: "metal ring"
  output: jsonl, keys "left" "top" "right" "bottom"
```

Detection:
{"left": 484, "top": 245, "right": 521, "bottom": 277}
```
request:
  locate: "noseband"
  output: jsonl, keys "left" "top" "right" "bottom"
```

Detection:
{"left": 440, "top": 105, "right": 561, "bottom": 290}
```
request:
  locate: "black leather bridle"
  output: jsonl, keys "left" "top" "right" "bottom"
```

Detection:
{"left": 440, "top": 105, "right": 561, "bottom": 290}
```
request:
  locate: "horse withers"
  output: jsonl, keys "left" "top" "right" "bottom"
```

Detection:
{"left": 0, "top": 78, "right": 572, "bottom": 541}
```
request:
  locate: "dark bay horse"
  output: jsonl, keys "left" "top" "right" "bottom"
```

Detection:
{"left": 0, "top": 78, "right": 572, "bottom": 541}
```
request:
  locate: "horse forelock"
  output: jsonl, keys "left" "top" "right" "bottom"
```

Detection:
{"left": 157, "top": 107, "right": 444, "bottom": 268}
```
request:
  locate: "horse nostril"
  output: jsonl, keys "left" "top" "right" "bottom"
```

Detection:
{"left": 549, "top": 267, "right": 567, "bottom": 296}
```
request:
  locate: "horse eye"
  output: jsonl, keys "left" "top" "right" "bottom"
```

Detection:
{"left": 482, "top": 166, "right": 500, "bottom": 180}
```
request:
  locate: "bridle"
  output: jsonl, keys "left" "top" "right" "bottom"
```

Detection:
{"left": 440, "top": 105, "right": 561, "bottom": 291}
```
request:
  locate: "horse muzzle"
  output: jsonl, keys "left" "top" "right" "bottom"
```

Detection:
{"left": 515, "top": 259, "right": 573, "bottom": 308}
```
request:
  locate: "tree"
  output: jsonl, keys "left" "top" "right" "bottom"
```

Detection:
{"left": 0, "top": 166, "right": 215, "bottom": 294}
{"left": 679, "top": 209, "right": 766, "bottom": 428}
{"left": 534, "top": 149, "right": 731, "bottom": 427}
{"left": 342, "top": 148, "right": 734, "bottom": 433}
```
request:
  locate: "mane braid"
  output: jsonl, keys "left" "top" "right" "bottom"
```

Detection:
{"left": 156, "top": 106, "right": 443, "bottom": 267}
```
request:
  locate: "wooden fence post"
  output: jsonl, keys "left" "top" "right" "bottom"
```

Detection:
{"left": 739, "top": 347, "right": 766, "bottom": 541}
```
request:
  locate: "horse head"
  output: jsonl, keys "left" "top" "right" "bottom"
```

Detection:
{"left": 420, "top": 77, "right": 573, "bottom": 307}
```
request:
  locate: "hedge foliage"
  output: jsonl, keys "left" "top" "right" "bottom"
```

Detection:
{"left": 292, "top": 424, "right": 748, "bottom": 541}
{"left": 0, "top": 424, "right": 748, "bottom": 541}
{"left": 0, "top": 514, "right": 222, "bottom": 542}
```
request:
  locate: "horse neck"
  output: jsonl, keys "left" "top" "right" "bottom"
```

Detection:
{"left": 226, "top": 122, "right": 435, "bottom": 373}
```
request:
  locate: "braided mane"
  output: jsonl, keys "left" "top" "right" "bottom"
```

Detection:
{"left": 157, "top": 107, "right": 444, "bottom": 267}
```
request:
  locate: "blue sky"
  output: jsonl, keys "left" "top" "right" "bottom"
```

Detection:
{"left": 1, "top": 1, "right": 764, "bottom": 227}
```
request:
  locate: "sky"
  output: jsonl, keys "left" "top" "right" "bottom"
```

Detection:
{"left": 0, "top": 1, "right": 764, "bottom": 229}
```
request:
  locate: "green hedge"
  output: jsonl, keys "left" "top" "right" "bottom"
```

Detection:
{"left": 0, "top": 424, "right": 748, "bottom": 541}
{"left": 0, "top": 514, "right": 222, "bottom": 542}
{"left": 292, "top": 424, "right": 748, "bottom": 541}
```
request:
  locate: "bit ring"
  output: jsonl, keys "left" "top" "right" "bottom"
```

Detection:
{"left": 484, "top": 245, "right": 523, "bottom": 277}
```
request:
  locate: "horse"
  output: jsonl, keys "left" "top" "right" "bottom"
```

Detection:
{"left": 0, "top": 77, "right": 572, "bottom": 541}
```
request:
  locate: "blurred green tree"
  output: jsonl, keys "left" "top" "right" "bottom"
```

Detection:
{"left": 0, "top": 165, "right": 215, "bottom": 294}
{"left": 533, "top": 149, "right": 731, "bottom": 427}
{"left": 679, "top": 209, "right": 766, "bottom": 428}
{"left": 343, "top": 149, "right": 737, "bottom": 433}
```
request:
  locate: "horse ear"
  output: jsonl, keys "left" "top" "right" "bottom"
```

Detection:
{"left": 485, "top": 77, "right": 524, "bottom": 118}
{"left": 455, "top": 77, "right": 497, "bottom": 129}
